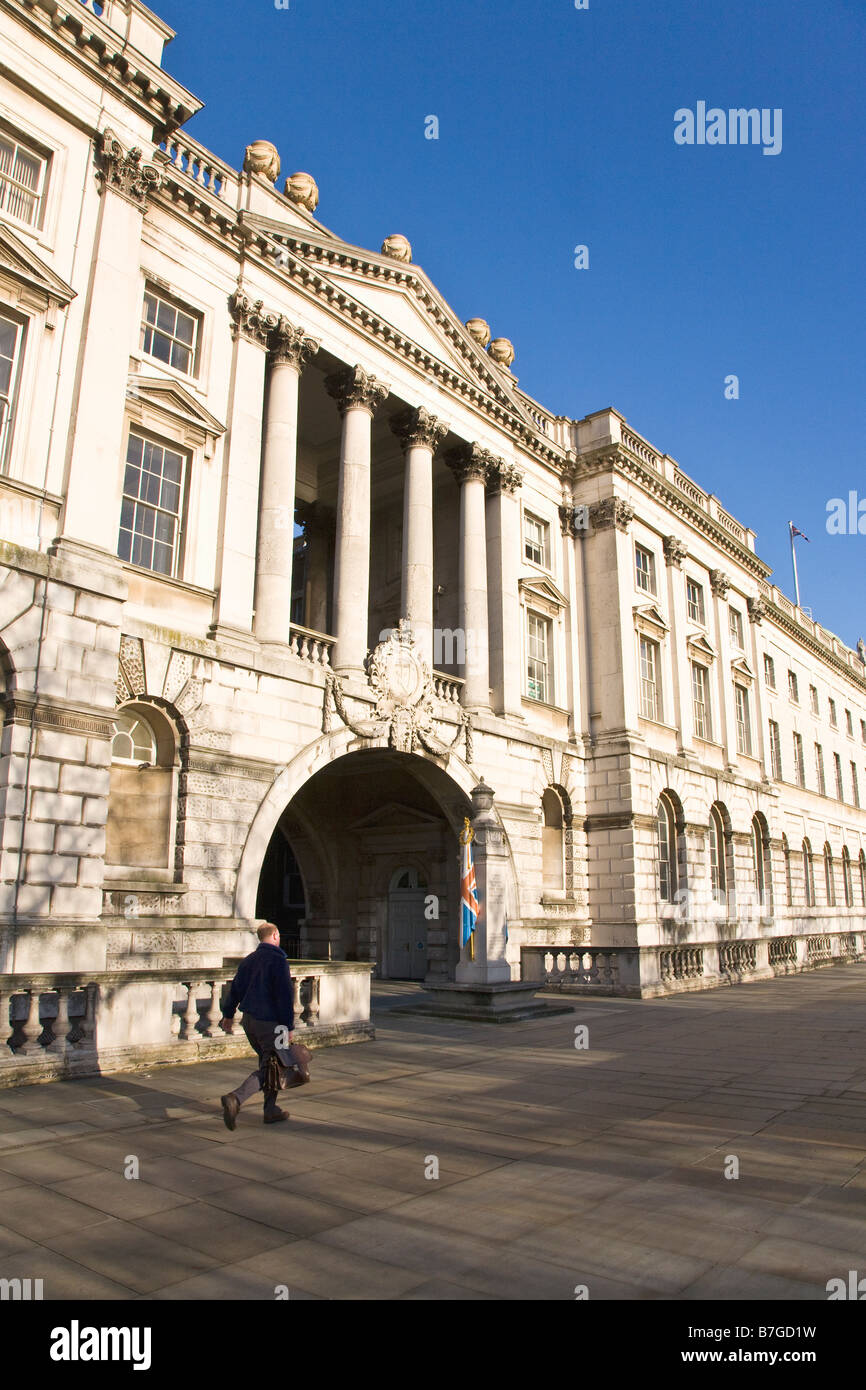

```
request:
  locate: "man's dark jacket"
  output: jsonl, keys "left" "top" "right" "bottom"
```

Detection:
{"left": 224, "top": 942, "right": 294, "bottom": 1029}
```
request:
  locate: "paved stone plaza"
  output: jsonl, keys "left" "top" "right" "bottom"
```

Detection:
{"left": 0, "top": 967, "right": 864, "bottom": 1301}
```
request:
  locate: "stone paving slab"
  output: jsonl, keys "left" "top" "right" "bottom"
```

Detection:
{"left": 0, "top": 965, "right": 865, "bottom": 1300}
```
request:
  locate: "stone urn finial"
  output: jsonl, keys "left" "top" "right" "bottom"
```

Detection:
{"left": 465, "top": 318, "right": 491, "bottom": 348}
{"left": 471, "top": 781, "right": 496, "bottom": 817}
{"left": 488, "top": 337, "right": 515, "bottom": 368}
{"left": 243, "top": 140, "right": 280, "bottom": 184}
{"left": 381, "top": 234, "right": 412, "bottom": 263}
{"left": 285, "top": 172, "right": 319, "bottom": 212}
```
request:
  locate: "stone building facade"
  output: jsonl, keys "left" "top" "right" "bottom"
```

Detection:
{"left": 0, "top": 0, "right": 864, "bottom": 1047}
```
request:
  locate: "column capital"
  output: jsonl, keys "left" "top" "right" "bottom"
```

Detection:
{"left": 270, "top": 317, "right": 320, "bottom": 370}
{"left": 390, "top": 405, "right": 449, "bottom": 452}
{"left": 446, "top": 442, "right": 495, "bottom": 485}
{"left": 663, "top": 534, "right": 689, "bottom": 568}
{"left": 588, "top": 496, "right": 634, "bottom": 533}
{"left": 229, "top": 290, "right": 280, "bottom": 347}
{"left": 325, "top": 364, "right": 390, "bottom": 416}
{"left": 95, "top": 128, "right": 162, "bottom": 207}
{"left": 710, "top": 568, "right": 732, "bottom": 598}
{"left": 747, "top": 595, "right": 767, "bottom": 625}
{"left": 486, "top": 458, "right": 524, "bottom": 497}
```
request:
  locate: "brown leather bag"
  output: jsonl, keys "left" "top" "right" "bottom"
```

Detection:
{"left": 267, "top": 1041, "right": 312, "bottom": 1092}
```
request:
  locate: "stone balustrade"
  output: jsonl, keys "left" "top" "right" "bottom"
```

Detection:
{"left": 288, "top": 623, "right": 334, "bottom": 667}
{"left": 0, "top": 960, "right": 373, "bottom": 1088}
{"left": 432, "top": 670, "right": 464, "bottom": 704}
{"left": 159, "top": 137, "right": 236, "bottom": 202}
{"left": 521, "top": 946, "right": 623, "bottom": 994}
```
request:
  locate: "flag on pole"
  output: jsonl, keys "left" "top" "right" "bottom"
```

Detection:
{"left": 459, "top": 817, "right": 478, "bottom": 954}
{"left": 790, "top": 523, "right": 810, "bottom": 542}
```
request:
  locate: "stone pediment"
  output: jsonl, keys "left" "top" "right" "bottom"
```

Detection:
{"left": 633, "top": 603, "right": 670, "bottom": 637}
{"left": 240, "top": 213, "right": 535, "bottom": 428}
{"left": 0, "top": 221, "right": 76, "bottom": 309}
{"left": 126, "top": 376, "right": 225, "bottom": 455}
{"left": 350, "top": 802, "right": 443, "bottom": 832}
{"left": 686, "top": 633, "right": 717, "bottom": 663}
{"left": 731, "top": 655, "right": 754, "bottom": 684}
{"left": 520, "top": 575, "right": 569, "bottom": 612}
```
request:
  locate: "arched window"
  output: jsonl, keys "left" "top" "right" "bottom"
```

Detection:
{"left": 656, "top": 794, "right": 679, "bottom": 903}
{"left": 782, "top": 834, "right": 793, "bottom": 908}
{"left": 107, "top": 703, "right": 178, "bottom": 871}
{"left": 823, "top": 843, "right": 835, "bottom": 907}
{"left": 842, "top": 848, "right": 853, "bottom": 908}
{"left": 541, "top": 789, "right": 564, "bottom": 894}
{"left": 709, "top": 805, "right": 728, "bottom": 907}
{"left": 751, "top": 814, "right": 770, "bottom": 910}
{"left": 802, "top": 838, "right": 815, "bottom": 908}
{"left": 860, "top": 851, "right": 866, "bottom": 908}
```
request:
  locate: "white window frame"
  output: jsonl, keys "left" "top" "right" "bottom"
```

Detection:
{"left": 140, "top": 287, "right": 200, "bottom": 379}
{"left": 118, "top": 428, "right": 189, "bottom": 580}
{"left": 834, "top": 752, "right": 844, "bottom": 800}
{"left": 768, "top": 720, "right": 782, "bottom": 780}
{"left": 810, "top": 685, "right": 819, "bottom": 716}
{"left": 523, "top": 512, "right": 550, "bottom": 570}
{"left": 763, "top": 654, "right": 776, "bottom": 690}
{"left": 691, "top": 661, "right": 711, "bottom": 740}
{"left": 793, "top": 732, "right": 805, "bottom": 788}
{"left": 639, "top": 636, "right": 660, "bottom": 722}
{"left": 0, "top": 127, "right": 48, "bottom": 230}
{"left": 729, "top": 607, "right": 744, "bottom": 650}
{"left": 0, "top": 308, "right": 26, "bottom": 473}
{"left": 815, "top": 743, "right": 825, "bottom": 795}
{"left": 735, "top": 683, "right": 752, "bottom": 756}
{"left": 788, "top": 670, "right": 799, "bottom": 704}
{"left": 526, "top": 609, "right": 552, "bottom": 703}
{"left": 634, "top": 543, "right": 656, "bottom": 596}
{"left": 686, "top": 577, "right": 705, "bottom": 626}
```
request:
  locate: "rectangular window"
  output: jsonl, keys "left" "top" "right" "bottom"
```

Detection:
{"left": 810, "top": 685, "right": 819, "bottom": 715}
{"left": 729, "top": 608, "right": 744, "bottom": 650}
{"left": 141, "top": 290, "right": 199, "bottom": 376}
{"left": 634, "top": 543, "right": 656, "bottom": 595}
{"left": 861, "top": 719, "right": 866, "bottom": 745}
{"left": 788, "top": 670, "right": 799, "bottom": 703}
{"left": 0, "top": 311, "right": 24, "bottom": 471}
{"left": 851, "top": 762, "right": 860, "bottom": 809}
{"left": 763, "top": 654, "right": 776, "bottom": 690}
{"left": 834, "top": 752, "right": 844, "bottom": 800}
{"left": 735, "top": 684, "right": 752, "bottom": 756}
{"left": 0, "top": 131, "right": 47, "bottom": 228}
{"left": 829, "top": 698, "right": 837, "bottom": 727}
{"left": 793, "top": 733, "right": 805, "bottom": 788}
{"left": 815, "top": 743, "right": 826, "bottom": 796}
{"left": 846, "top": 709, "right": 854, "bottom": 738}
{"left": 639, "top": 637, "right": 660, "bottom": 722}
{"left": 117, "top": 431, "right": 186, "bottom": 578}
{"left": 768, "top": 720, "right": 782, "bottom": 780}
{"left": 691, "top": 662, "right": 711, "bottom": 740}
{"left": 526, "top": 612, "right": 550, "bottom": 703}
{"left": 686, "top": 578, "right": 705, "bottom": 625}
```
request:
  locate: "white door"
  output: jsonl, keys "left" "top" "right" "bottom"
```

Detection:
{"left": 387, "top": 867, "right": 428, "bottom": 980}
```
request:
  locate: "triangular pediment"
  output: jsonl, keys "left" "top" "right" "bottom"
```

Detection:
{"left": 633, "top": 603, "right": 670, "bottom": 635}
{"left": 686, "top": 633, "right": 717, "bottom": 662}
{"left": 0, "top": 221, "right": 76, "bottom": 306}
{"left": 241, "top": 213, "right": 535, "bottom": 427}
{"left": 350, "top": 801, "right": 443, "bottom": 832}
{"left": 731, "top": 655, "right": 754, "bottom": 683}
{"left": 127, "top": 376, "right": 226, "bottom": 436}
{"left": 520, "top": 574, "right": 569, "bottom": 609}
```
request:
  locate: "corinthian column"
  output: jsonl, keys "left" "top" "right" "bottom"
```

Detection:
{"left": 324, "top": 365, "right": 390, "bottom": 676}
{"left": 254, "top": 318, "right": 319, "bottom": 646}
{"left": 390, "top": 406, "right": 448, "bottom": 667}
{"left": 447, "top": 443, "right": 492, "bottom": 710}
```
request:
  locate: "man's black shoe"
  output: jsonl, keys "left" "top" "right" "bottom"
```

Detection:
{"left": 221, "top": 1093, "right": 240, "bottom": 1131}
{"left": 264, "top": 1108, "right": 288, "bottom": 1124}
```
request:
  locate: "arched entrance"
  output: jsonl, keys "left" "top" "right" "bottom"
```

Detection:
{"left": 243, "top": 741, "right": 480, "bottom": 981}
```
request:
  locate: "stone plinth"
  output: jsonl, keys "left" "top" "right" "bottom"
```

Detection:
{"left": 395, "top": 979, "right": 574, "bottom": 1024}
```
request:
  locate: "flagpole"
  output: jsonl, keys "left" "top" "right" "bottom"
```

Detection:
{"left": 789, "top": 521, "right": 801, "bottom": 609}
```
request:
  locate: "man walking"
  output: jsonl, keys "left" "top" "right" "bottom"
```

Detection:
{"left": 219, "top": 921, "right": 294, "bottom": 1127}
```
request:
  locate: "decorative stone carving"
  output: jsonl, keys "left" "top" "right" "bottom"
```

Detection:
{"left": 96, "top": 129, "right": 162, "bottom": 207}
{"left": 487, "top": 459, "right": 524, "bottom": 496}
{"left": 747, "top": 595, "right": 767, "bottom": 625}
{"left": 117, "top": 635, "right": 146, "bottom": 705}
{"left": 445, "top": 441, "right": 494, "bottom": 485}
{"left": 228, "top": 290, "right": 280, "bottom": 347}
{"left": 710, "top": 568, "right": 732, "bottom": 598}
{"left": 270, "top": 317, "right": 320, "bottom": 370}
{"left": 488, "top": 337, "right": 515, "bottom": 368}
{"left": 285, "top": 172, "right": 319, "bottom": 212}
{"left": 244, "top": 141, "right": 281, "bottom": 183}
{"left": 558, "top": 504, "right": 588, "bottom": 537}
{"left": 588, "top": 497, "right": 635, "bottom": 533}
{"left": 663, "top": 535, "right": 688, "bottom": 568}
{"left": 324, "top": 364, "right": 390, "bottom": 416}
{"left": 390, "top": 405, "right": 448, "bottom": 452}
{"left": 381, "top": 234, "right": 412, "bottom": 263}
{"left": 465, "top": 318, "right": 491, "bottom": 348}
{"left": 323, "top": 619, "right": 472, "bottom": 759}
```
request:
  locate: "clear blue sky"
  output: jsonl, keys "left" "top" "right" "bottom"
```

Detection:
{"left": 157, "top": 0, "right": 865, "bottom": 647}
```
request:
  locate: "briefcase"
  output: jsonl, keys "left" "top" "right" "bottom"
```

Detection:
{"left": 275, "top": 1041, "right": 312, "bottom": 1090}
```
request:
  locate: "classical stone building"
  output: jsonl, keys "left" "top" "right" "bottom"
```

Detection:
{"left": 0, "top": 0, "right": 864, "bottom": 1077}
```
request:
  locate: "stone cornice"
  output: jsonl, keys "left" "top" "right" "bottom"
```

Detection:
{"left": 389, "top": 405, "right": 449, "bottom": 453}
{"left": 760, "top": 599, "right": 866, "bottom": 697}
{"left": 4, "top": 0, "right": 201, "bottom": 138}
